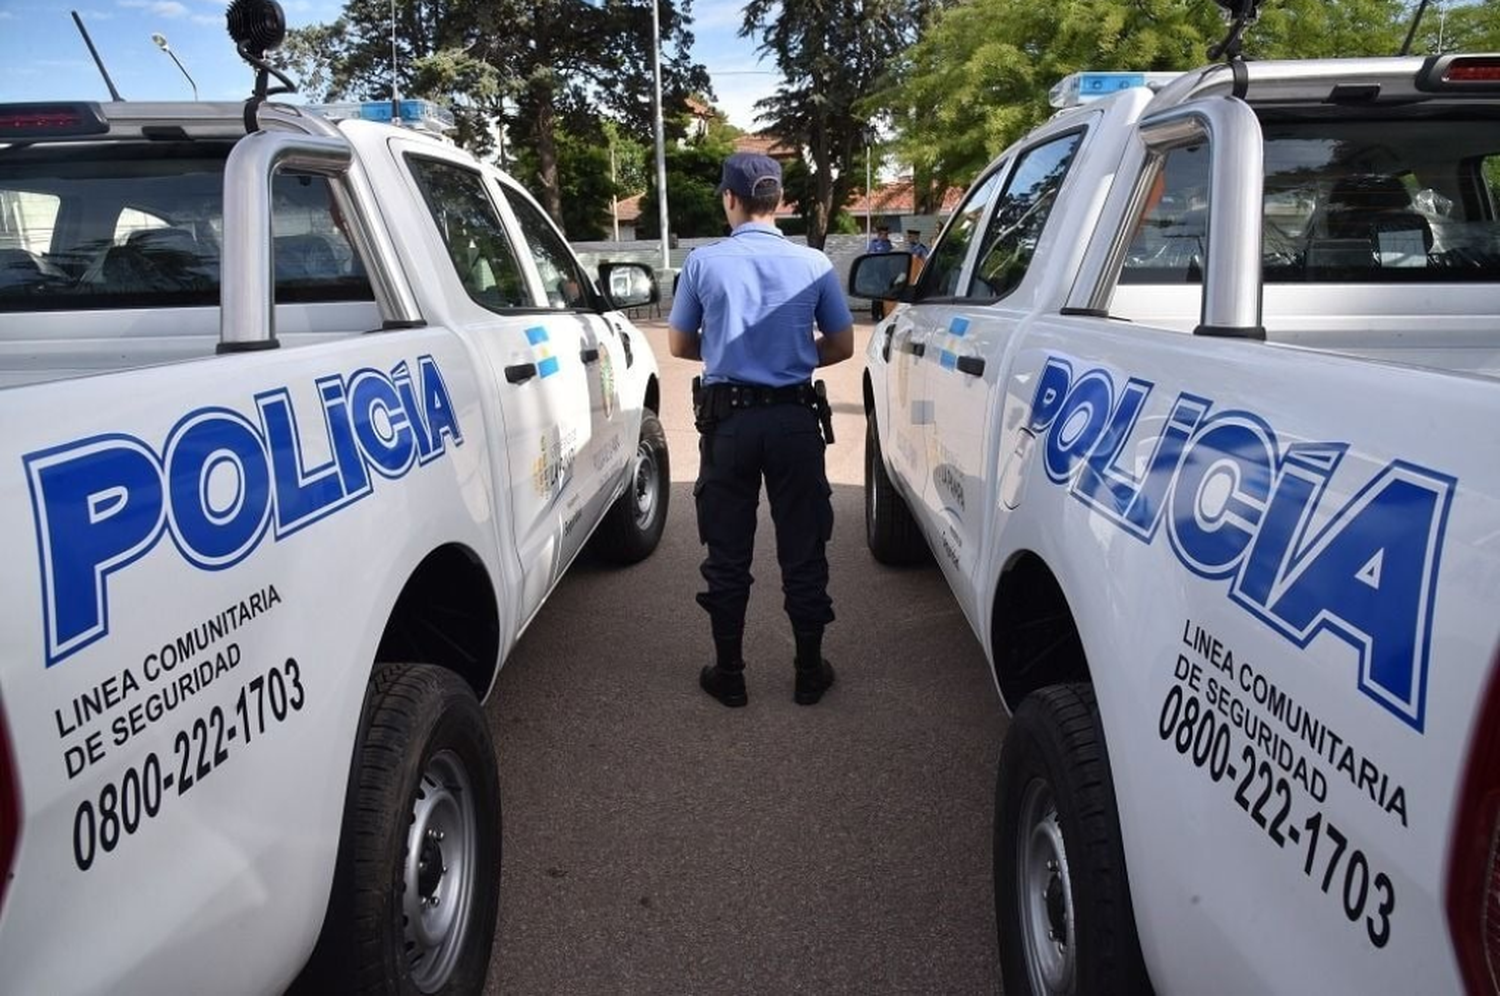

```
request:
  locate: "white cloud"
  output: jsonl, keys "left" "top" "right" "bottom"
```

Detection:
{"left": 117, "top": 0, "right": 190, "bottom": 17}
{"left": 190, "top": 13, "right": 220, "bottom": 24}
{"left": 0, "top": 11, "right": 13, "bottom": 19}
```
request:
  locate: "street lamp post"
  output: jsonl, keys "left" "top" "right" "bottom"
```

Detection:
{"left": 151, "top": 33, "right": 198, "bottom": 100}
{"left": 650, "top": 0, "right": 670, "bottom": 273}
{"left": 865, "top": 138, "right": 873, "bottom": 241}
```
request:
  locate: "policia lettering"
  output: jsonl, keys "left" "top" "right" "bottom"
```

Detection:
{"left": 26, "top": 355, "right": 462, "bottom": 666}
{"left": 1027, "top": 356, "right": 1455, "bottom": 732}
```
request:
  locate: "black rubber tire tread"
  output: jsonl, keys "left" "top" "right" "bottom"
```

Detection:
{"left": 307, "top": 663, "right": 501, "bottom": 996}
{"left": 864, "top": 414, "right": 929, "bottom": 565}
{"left": 994, "top": 683, "right": 1153, "bottom": 996}
{"left": 593, "top": 410, "right": 670, "bottom": 564}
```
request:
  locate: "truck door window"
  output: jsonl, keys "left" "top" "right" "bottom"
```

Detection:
{"left": 918, "top": 167, "right": 1005, "bottom": 300}
{"left": 500, "top": 188, "right": 594, "bottom": 310}
{"left": 967, "top": 132, "right": 1084, "bottom": 300}
{"left": 406, "top": 157, "right": 528, "bottom": 312}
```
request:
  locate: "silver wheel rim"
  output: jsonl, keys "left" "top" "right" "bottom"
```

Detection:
{"left": 1018, "top": 778, "right": 1076, "bottom": 995}
{"left": 403, "top": 749, "right": 478, "bottom": 992}
{"left": 631, "top": 439, "right": 658, "bottom": 531}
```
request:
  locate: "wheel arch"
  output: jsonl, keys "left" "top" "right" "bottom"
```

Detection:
{"left": 373, "top": 542, "right": 502, "bottom": 700}
{"left": 990, "top": 550, "right": 1091, "bottom": 714}
{"left": 644, "top": 373, "right": 660, "bottom": 415}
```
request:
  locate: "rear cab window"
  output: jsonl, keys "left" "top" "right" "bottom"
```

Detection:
{"left": 0, "top": 143, "right": 372, "bottom": 312}
{"left": 1121, "top": 114, "right": 1500, "bottom": 286}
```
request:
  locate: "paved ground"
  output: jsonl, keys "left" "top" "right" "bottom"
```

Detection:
{"left": 483, "top": 318, "right": 1006, "bottom": 994}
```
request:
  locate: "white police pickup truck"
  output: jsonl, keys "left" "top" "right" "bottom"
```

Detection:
{"left": 853, "top": 52, "right": 1500, "bottom": 995}
{"left": 0, "top": 88, "right": 668, "bottom": 994}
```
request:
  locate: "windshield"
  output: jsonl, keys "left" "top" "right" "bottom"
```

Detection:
{"left": 1123, "top": 113, "right": 1500, "bottom": 284}
{"left": 0, "top": 142, "right": 371, "bottom": 311}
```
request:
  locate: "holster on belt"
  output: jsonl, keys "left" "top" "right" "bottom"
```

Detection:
{"left": 692, "top": 377, "right": 836, "bottom": 452}
{"left": 813, "top": 380, "right": 835, "bottom": 445}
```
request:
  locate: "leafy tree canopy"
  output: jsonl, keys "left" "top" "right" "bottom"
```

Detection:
{"left": 636, "top": 137, "right": 737, "bottom": 239}
{"left": 869, "top": 0, "right": 1421, "bottom": 195}
{"left": 277, "top": 0, "right": 709, "bottom": 235}
{"left": 742, "top": 0, "right": 935, "bottom": 248}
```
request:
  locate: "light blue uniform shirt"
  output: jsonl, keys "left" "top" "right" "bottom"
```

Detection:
{"left": 669, "top": 222, "right": 854, "bottom": 387}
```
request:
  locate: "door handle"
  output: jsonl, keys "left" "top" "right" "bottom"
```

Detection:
{"left": 956, "top": 355, "right": 986, "bottom": 377}
{"left": 580, "top": 347, "right": 600, "bottom": 364}
{"left": 505, "top": 362, "right": 537, "bottom": 384}
{"left": 910, "top": 341, "right": 926, "bottom": 358}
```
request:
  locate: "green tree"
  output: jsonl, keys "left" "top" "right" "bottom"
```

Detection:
{"left": 870, "top": 0, "right": 1410, "bottom": 195}
{"left": 509, "top": 126, "right": 622, "bottom": 240}
{"left": 781, "top": 157, "right": 868, "bottom": 233}
{"left": 278, "top": 0, "right": 709, "bottom": 233}
{"left": 1407, "top": 0, "right": 1500, "bottom": 54}
{"left": 742, "top": 0, "right": 936, "bottom": 249}
{"left": 637, "top": 138, "right": 736, "bottom": 239}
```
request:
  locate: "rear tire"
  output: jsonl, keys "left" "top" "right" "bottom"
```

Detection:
{"left": 864, "top": 415, "right": 928, "bottom": 565}
{"left": 994, "top": 684, "right": 1151, "bottom": 996}
{"left": 593, "top": 410, "right": 669, "bottom": 564}
{"left": 303, "top": 664, "right": 501, "bottom": 995}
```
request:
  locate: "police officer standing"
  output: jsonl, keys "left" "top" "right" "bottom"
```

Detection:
{"left": 668, "top": 152, "right": 855, "bottom": 708}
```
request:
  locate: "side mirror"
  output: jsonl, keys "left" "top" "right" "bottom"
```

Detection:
{"left": 598, "top": 261, "right": 658, "bottom": 310}
{"left": 848, "top": 251, "right": 913, "bottom": 301}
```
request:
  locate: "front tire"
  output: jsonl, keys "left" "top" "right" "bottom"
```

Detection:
{"left": 994, "top": 684, "right": 1151, "bottom": 996}
{"left": 864, "top": 415, "right": 928, "bottom": 565}
{"left": 306, "top": 664, "right": 501, "bottom": 995}
{"left": 593, "top": 410, "right": 670, "bottom": 564}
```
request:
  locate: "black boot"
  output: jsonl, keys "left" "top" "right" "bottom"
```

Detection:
{"left": 700, "top": 664, "right": 747, "bottom": 707}
{"left": 793, "top": 629, "right": 835, "bottom": 705}
{"left": 794, "top": 658, "right": 836, "bottom": 705}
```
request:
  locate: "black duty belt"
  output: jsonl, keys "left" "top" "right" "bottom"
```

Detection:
{"left": 693, "top": 377, "right": 835, "bottom": 447}
{"left": 719, "top": 382, "right": 816, "bottom": 409}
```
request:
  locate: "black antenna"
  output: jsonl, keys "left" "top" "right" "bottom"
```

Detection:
{"left": 1399, "top": 0, "right": 1433, "bottom": 56}
{"left": 70, "top": 10, "right": 123, "bottom": 101}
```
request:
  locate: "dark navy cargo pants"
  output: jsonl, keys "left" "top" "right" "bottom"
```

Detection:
{"left": 694, "top": 403, "right": 835, "bottom": 639}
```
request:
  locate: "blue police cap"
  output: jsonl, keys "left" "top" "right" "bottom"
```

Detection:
{"left": 717, "top": 152, "right": 783, "bottom": 200}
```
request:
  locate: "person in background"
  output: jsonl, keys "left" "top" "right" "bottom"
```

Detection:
{"left": 668, "top": 152, "right": 855, "bottom": 709}
{"left": 906, "top": 228, "right": 930, "bottom": 261}
{"left": 866, "top": 225, "right": 893, "bottom": 318}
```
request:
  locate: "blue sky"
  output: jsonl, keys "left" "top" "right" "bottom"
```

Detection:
{"left": 0, "top": 0, "right": 781, "bottom": 129}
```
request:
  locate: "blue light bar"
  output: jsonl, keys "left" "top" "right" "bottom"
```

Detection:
{"left": 309, "top": 99, "right": 455, "bottom": 134}
{"left": 1049, "top": 71, "right": 1181, "bottom": 108}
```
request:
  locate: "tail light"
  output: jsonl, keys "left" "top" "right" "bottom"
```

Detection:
{"left": 0, "top": 103, "right": 108, "bottom": 141}
{"left": 1446, "top": 57, "right": 1500, "bottom": 83}
{"left": 1447, "top": 652, "right": 1500, "bottom": 993}
{"left": 1417, "top": 55, "right": 1500, "bottom": 93}
{"left": 0, "top": 699, "right": 19, "bottom": 916}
